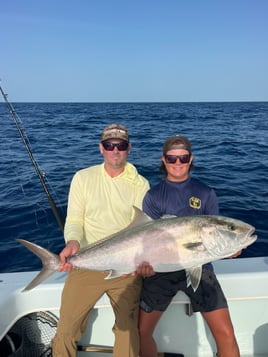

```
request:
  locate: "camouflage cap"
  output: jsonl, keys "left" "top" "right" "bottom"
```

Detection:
{"left": 101, "top": 124, "right": 129, "bottom": 142}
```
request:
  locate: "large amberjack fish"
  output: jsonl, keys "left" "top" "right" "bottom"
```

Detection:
{"left": 17, "top": 207, "right": 257, "bottom": 292}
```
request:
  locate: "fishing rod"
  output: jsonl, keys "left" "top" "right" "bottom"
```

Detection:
{"left": 0, "top": 84, "right": 65, "bottom": 233}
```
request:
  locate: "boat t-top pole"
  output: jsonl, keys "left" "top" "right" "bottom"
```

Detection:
{"left": 0, "top": 84, "right": 64, "bottom": 233}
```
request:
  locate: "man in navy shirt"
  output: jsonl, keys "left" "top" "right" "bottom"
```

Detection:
{"left": 138, "top": 135, "right": 240, "bottom": 357}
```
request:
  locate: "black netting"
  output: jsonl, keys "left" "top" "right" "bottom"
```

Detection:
{"left": 5, "top": 311, "right": 58, "bottom": 356}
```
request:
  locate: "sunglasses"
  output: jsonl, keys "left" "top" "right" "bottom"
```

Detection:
{"left": 102, "top": 141, "right": 129, "bottom": 151}
{"left": 164, "top": 154, "right": 191, "bottom": 164}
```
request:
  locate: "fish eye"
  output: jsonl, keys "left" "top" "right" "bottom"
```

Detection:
{"left": 227, "top": 224, "right": 235, "bottom": 231}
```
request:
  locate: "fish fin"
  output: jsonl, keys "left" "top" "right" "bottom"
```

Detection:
{"left": 126, "top": 206, "right": 153, "bottom": 229}
{"left": 107, "top": 206, "right": 152, "bottom": 234}
{"left": 183, "top": 242, "right": 203, "bottom": 250}
{"left": 22, "top": 268, "right": 56, "bottom": 292}
{"left": 104, "top": 270, "right": 123, "bottom": 279}
{"left": 186, "top": 266, "right": 202, "bottom": 292}
{"left": 16, "top": 238, "right": 60, "bottom": 291}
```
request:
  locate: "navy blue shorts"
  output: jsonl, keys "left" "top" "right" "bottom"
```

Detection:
{"left": 140, "top": 266, "right": 228, "bottom": 313}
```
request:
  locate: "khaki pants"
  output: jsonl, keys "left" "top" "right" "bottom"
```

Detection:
{"left": 52, "top": 269, "right": 142, "bottom": 357}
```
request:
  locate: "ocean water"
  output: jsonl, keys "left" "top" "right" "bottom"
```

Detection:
{"left": 0, "top": 102, "right": 267, "bottom": 273}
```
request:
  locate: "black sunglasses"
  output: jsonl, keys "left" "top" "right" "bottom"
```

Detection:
{"left": 164, "top": 154, "right": 191, "bottom": 164}
{"left": 102, "top": 141, "right": 129, "bottom": 151}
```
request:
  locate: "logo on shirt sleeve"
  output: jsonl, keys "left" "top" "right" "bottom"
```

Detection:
{"left": 189, "top": 196, "right": 201, "bottom": 209}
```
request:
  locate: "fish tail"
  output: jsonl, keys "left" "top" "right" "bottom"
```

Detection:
{"left": 16, "top": 238, "right": 60, "bottom": 292}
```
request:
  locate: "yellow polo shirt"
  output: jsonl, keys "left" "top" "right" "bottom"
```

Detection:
{"left": 64, "top": 162, "right": 150, "bottom": 248}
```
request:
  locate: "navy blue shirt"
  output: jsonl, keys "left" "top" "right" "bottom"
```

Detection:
{"left": 142, "top": 177, "right": 219, "bottom": 218}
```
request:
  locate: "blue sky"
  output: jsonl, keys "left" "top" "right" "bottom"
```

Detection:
{"left": 1, "top": 0, "right": 268, "bottom": 102}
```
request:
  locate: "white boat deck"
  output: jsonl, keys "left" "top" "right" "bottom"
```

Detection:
{"left": 1, "top": 257, "right": 268, "bottom": 356}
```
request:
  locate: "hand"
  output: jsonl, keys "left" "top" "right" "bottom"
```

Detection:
{"left": 58, "top": 240, "right": 80, "bottom": 272}
{"left": 228, "top": 250, "right": 242, "bottom": 259}
{"left": 121, "top": 272, "right": 138, "bottom": 278}
{"left": 136, "top": 261, "right": 155, "bottom": 277}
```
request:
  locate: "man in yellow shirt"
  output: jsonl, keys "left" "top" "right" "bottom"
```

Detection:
{"left": 52, "top": 124, "right": 149, "bottom": 357}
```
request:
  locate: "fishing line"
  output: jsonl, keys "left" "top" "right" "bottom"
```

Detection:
{"left": 0, "top": 84, "right": 64, "bottom": 232}
{"left": 3, "top": 140, "right": 51, "bottom": 228}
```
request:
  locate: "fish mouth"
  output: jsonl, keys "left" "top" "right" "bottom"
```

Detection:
{"left": 246, "top": 227, "right": 257, "bottom": 243}
{"left": 240, "top": 226, "right": 257, "bottom": 248}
